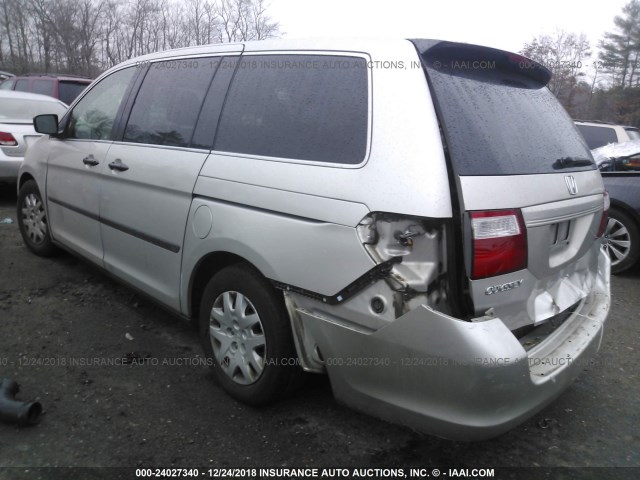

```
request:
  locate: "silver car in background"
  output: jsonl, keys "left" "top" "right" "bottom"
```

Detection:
{"left": 17, "top": 38, "right": 610, "bottom": 440}
{"left": 0, "top": 90, "right": 67, "bottom": 186}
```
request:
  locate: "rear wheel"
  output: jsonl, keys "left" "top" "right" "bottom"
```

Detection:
{"left": 17, "top": 180, "right": 56, "bottom": 257}
{"left": 199, "top": 264, "right": 301, "bottom": 405}
{"left": 603, "top": 208, "right": 640, "bottom": 274}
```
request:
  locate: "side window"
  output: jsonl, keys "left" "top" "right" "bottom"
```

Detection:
{"left": 191, "top": 57, "right": 238, "bottom": 149}
{"left": 576, "top": 125, "right": 618, "bottom": 150}
{"left": 625, "top": 128, "right": 640, "bottom": 141}
{"left": 0, "top": 80, "right": 14, "bottom": 90}
{"left": 215, "top": 55, "right": 369, "bottom": 164}
{"left": 599, "top": 154, "right": 640, "bottom": 172}
{"left": 124, "top": 59, "right": 216, "bottom": 148}
{"left": 15, "top": 79, "right": 29, "bottom": 91}
{"left": 67, "top": 67, "right": 136, "bottom": 140}
{"left": 615, "top": 155, "right": 640, "bottom": 172}
{"left": 33, "top": 79, "right": 55, "bottom": 97}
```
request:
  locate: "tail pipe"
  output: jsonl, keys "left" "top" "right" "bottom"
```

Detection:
{"left": 0, "top": 379, "right": 42, "bottom": 426}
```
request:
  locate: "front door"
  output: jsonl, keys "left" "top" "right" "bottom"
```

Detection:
{"left": 46, "top": 67, "right": 137, "bottom": 265}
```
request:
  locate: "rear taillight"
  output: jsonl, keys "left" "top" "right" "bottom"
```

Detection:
{"left": 0, "top": 132, "right": 17, "bottom": 146}
{"left": 596, "top": 192, "right": 610, "bottom": 238}
{"left": 471, "top": 209, "right": 527, "bottom": 279}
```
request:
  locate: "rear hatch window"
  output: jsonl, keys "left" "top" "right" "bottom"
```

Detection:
{"left": 576, "top": 124, "right": 618, "bottom": 149}
{"left": 411, "top": 40, "right": 605, "bottom": 332}
{"left": 413, "top": 41, "right": 595, "bottom": 176}
{"left": 59, "top": 81, "right": 90, "bottom": 105}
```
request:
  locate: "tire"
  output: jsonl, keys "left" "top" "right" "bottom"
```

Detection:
{"left": 199, "top": 264, "right": 302, "bottom": 405}
{"left": 603, "top": 208, "right": 640, "bottom": 274}
{"left": 17, "top": 180, "right": 56, "bottom": 257}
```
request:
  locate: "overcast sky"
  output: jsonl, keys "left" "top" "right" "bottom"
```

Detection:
{"left": 269, "top": 0, "right": 629, "bottom": 56}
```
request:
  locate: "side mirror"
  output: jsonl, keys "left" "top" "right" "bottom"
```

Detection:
{"left": 33, "top": 114, "right": 59, "bottom": 135}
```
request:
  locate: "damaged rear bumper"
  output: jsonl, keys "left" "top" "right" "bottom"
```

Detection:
{"left": 296, "top": 250, "right": 610, "bottom": 440}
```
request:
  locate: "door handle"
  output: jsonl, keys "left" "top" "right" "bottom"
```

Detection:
{"left": 108, "top": 159, "right": 129, "bottom": 172}
{"left": 82, "top": 155, "right": 99, "bottom": 166}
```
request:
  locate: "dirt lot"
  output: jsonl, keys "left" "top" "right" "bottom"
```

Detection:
{"left": 0, "top": 186, "right": 639, "bottom": 478}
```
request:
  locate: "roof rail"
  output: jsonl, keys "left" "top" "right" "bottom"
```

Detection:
{"left": 18, "top": 73, "right": 92, "bottom": 80}
{"left": 574, "top": 119, "right": 616, "bottom": 125}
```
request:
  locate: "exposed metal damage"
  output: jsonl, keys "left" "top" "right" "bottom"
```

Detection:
{"left": 281, "top": 213, "right": 450, "bottom": 373}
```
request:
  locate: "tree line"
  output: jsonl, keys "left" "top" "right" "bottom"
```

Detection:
{"left": 0, "top": 0, "right": 279, "bottom": 77}
{"left": 521, "top": 0, "right": 640, "bottom": 127}
{"left": 2, "top": 0, "right": 639, "bottom": 128}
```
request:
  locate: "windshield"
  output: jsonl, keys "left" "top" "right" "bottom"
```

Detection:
{"left": 418, "top": 42, "right": 595, "bottom": 176}
{"left": 0, "top": 97, "right": 67, "bottom": 121}
{"left": 592, "top": 138, "right": 640, "bottom": 167}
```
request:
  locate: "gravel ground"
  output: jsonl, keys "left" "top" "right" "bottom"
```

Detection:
{"left": 0, "top": 186, "right": 638, "bottom": 479}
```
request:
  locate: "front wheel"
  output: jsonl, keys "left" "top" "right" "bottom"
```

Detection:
{"left": 199, "top": 264, "right": 302, "bottom": 405}
{"left": 603, "top": 208, "right": 640, "bottom": 274}
{"left": 17, "top": 180, "right": 56, "bottom": 257}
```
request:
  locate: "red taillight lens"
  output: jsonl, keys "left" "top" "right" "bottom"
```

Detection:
{"left": 471, "top": 209, "right": 527, "bottom": 279}
{"left": 0, "top": 132, "right": 17, "bottom": 146}
{"left": 596, "top": 192, "right": 610, "bottom": 238}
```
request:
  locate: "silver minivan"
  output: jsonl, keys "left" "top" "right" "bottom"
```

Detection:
{"left": 17, "top": 38, "right": 610, "bottom": 440}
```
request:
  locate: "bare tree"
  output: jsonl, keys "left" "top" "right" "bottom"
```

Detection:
{"left": 521, "top": 30, "right": 591, "bottom": 116}
{"left": 250, "top": 0, "right": 278, "bottom": 40}
{"left": 77, "top": 0, "right": 103, "bottom": 75}
{"left": 0, "top": 0, "right": 280, "bottom": 76}
{"left": 2, "top": 0, "right": 20, "bottom": 70}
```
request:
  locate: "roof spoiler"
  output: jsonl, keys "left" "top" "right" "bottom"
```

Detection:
{"left": 410, "top": 39, "right": 552, "bottom": 87}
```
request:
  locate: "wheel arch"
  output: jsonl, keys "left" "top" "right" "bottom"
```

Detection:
{"left": 18, "top": 172, "right": 35, "bottom": 191}
{"left": 187, "top": 251, "right": 279, "bottom": 321}
{"left": 609, "top": 198, "right": 640, "bottom": 228}
{"left": 17, "top": 172, "right": 49, "bottom": 228}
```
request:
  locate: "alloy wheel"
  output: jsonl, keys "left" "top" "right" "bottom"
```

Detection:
{"left": 603, "top": 217, "right": 631, "bottom": 266}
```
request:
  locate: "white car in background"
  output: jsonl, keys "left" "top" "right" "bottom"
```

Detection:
{"left": 575, "top": 120, "right": 640, "bottom": 150}
{"left": 0, "top": 90, "right": 67, "bottom": 186}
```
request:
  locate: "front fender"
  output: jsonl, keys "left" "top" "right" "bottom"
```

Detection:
{"left": 17, "top": 135, "right": 51, "bottom": 196}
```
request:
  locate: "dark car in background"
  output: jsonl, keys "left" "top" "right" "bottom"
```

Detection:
{"left": 0, "top": 73, "right": 92, "bottom": 105}
{"left": 592, "top": 140, "right": 640, "bottom": 273}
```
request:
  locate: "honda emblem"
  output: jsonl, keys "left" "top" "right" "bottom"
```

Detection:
{"left": 565, "top": 175, "right": 578, "bottom": 195}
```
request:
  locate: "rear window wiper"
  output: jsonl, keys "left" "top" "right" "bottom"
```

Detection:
{"left": 552, "top": 157, "right": 594, "bottom": 169}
